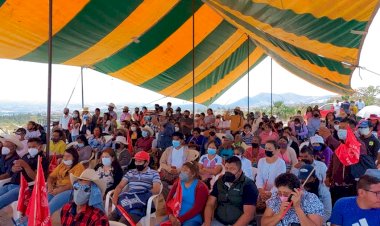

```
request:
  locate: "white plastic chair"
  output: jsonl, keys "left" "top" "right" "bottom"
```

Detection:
{"left": 109, "top": 221, "right": 127, "bottom": 226}
{"left": 188, "top": 149, "right": 200, "bottom": 161}
{"left": 210, "top": 165, "right": 225, "bottom": 191}
{"left": 11, "top": 181, "right": 36, "bottom": 222}
{"left": 0, "top": 178, "right": 11, "bottom": 187}
{"left": 105, "top": 183, "right": 163, "bottom": 226}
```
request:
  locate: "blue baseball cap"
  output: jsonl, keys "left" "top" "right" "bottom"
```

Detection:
{"left": 298, "top": 164, "right": 315, "bottom": 180}
{"left": 358, "top": 120, "right": 372, "bottom": 128}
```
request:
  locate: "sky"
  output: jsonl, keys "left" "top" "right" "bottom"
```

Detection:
{"left": 0, "top": 12, "right": 379, "bottom": 109}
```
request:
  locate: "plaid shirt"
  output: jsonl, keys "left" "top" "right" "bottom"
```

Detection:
{"left": 61, "top": 202, "right": 109, "bottom": 226}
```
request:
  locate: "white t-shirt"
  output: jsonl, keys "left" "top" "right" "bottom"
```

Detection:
{"left": 334, "top": 103, "right": 341, "bottom": 116}
{"left": 256, "top": 157, "right": 286, "bottom": 192}
{"left": 17, "top": 140, "right": 29, "bottom": 158}
{"left": 171, "top": 147, "right": 185, "bottom": 168}
{"left": 59, "top": 115, "right": 72, "bottom": 130}
{"left": 240, "top": 156, "right": 254, "bottom": 181}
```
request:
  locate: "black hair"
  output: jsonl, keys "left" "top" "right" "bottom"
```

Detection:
{"left": 341, "top": 117, "right": 357, "bottom": 127}
{"left": 193, "top": 127, "right": 201, "bottom": 133}
{"left": 244, "top": 124, "right": 252, "bottom": 129}
{"left": 53, "top": 129, "right": 64, "bottom": 138}
{"left": 278, "top": 136, "right": 288, "bottom": 143}
{"left": 300, "top": 145, "right": 314, "bottom": 156}
{"left": 275, "top": 173, "right": 301, "bottom": 190}
{"left": 266, "top": 140, "right": 279, "bottom": 149}
{"left": 172, "top": 132, "right": 184, "bottom": 140}
{"left": 283, "top": 126, "right": 292, "bottom": 132}
{"left": 76, "top": 134, "right": 89, "bottom": 146}
{"left": 357, "top": 175, "right": 380, "bottom": 191}
{"left": 27, "top": 137, "right": 42, "bottom": 144}
{"left": 225, "top": 156, "right": 242, "bottom": 170}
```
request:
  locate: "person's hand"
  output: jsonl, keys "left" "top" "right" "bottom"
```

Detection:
{"left": 290, "top": 189, "right": 303, "bottom": 208}
{"left": 279, "top": 201, "right": 290, "bottom": 216}
{"left": 11, "top": 165, "right": 22, "bottom": 173}
{"left": 293, "top": 161, "right": 304, "bottom": 169}
{"left": 324, "top": 178, "right": 332, "bottom": 187}
{"left": 319, "top": 126, "right": 331, "bottom": 139}
{"left": 112, "top": 196, "right": 118, "bottom": 206}
{"left": 48, "top": 185, "right": 54, "bottom": 194}
{"left": 50, "top": 188, "right": 60, "bottom": 196}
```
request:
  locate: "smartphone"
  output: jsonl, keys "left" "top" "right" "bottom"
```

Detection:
{"left": 287, "top": 194, "right": 294, "bottom": 203}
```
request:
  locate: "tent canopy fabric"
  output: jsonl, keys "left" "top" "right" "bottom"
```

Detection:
{"left": 0, "top": 0, "right": 378, "bottom": 105}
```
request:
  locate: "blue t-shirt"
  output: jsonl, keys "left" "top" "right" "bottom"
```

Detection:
{"left": 330, "top": 197, "right": 380, "bottom": 226}
{"left": 179, "top": 180, "right": 202, "bottom": 223}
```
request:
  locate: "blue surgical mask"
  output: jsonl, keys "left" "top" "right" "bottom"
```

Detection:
{"left": 313, "top": 145, "right": 322, "bottom": 152}
{"left": 1, "top": 147, "right": 10, "bottom": 155}
{"left": 102, "top": 157, "right": 112, "bottom": 166}
{"left": 172, "top": 140, "right": 181, "bottom": 148}
{"left": 142, "top": 131, "right": 149, "bottom": 138}
{"left": 73, "top": 187, "right": 91, "bottom": 205}
{"left": 179, "top": 172, "right": 189, "bottom": 182}
{"left": 337, "top": 129, "right": 347, "bottom": 140}
{"left": 207, "top": 148, "right": 216, "bottom": 155}
{"left": 359, "top": 128, "right": 370, "bottom": 136}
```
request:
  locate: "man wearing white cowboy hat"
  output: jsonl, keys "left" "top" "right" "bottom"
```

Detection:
{"left": 61, "top": 169, "right": 109, "bottom": 225}
{"left": 0, "top": 135, "right": 23, "bottom": 180}
{"left": 107, "top": 103, "right": 117, "bottom": 121}
{"left": 114, "top": 136, "right": 131, "bottom": 169}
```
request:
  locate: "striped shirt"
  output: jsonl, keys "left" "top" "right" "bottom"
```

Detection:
{"left": 122, "top": 168, "right": 161, "bottom": 193}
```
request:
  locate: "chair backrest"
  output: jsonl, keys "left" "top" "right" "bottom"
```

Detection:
{"left": 188, "top": 149, "right": 200, "bottom": 161}
{"left": 0, "top": 178, "right": 11, "bottom": 188}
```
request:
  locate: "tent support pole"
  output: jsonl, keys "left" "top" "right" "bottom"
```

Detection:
{"left": 270, "top": 58, "right": 273, "bottom": 116}
{"left": 192, "top": 0, "right": 195, "bottom": 127}
{"left": 46, "top": 0, "right": 53, "bottom": 157}
{"left": 247, "top": 35, "right": 250, "bottom": 113}
{"left": 81, "top": 67, "right": 84, "bottom": 108}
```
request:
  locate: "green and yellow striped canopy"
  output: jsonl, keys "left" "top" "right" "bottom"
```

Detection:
{"left": 0, "top": 0, "right": 378, "bottom": 105}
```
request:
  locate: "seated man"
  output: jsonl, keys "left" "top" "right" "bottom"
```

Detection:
{"left": 50, "top": 129, "right": 67, "bottom": 157}
{"left": 159, "top": 132, "right": 194, "bottom": 185}
{"left": 61, "top": 169, "right": 109, "bottom": 226}
{"left": 0, "top": 137, "right": 48, "bottom": 209}
{"left": 0, "top": 135, "right": 21, "bottom": 180}
{"left": 330, "top": 169, "right": 380, "bottom": 226}
{"left": 111, "top": 151, "right": 161, "bottom": 225}
{"left": 204, "top": 156, "right": 258, "bottom": 226}
{"left": 186, "top": 127, "right": 207, "bottom": 154}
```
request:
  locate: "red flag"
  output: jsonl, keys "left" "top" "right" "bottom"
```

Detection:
{"left": 26, "top": 156, "right": 52, "bottom": 226}
{"left": 116, "top": 205, "right": 136, "bottom": 226}
{"left": 48, "top": 153, "right": 57, "bottom": 173}
{"left": 166, "top": 180, "right": 182, "bottom": 217}
{"left": 335, "top": 127, "right": 361, "bottom": 166}
{"left": 126, "top": 131, "right": 134, "bottom": 154}
{"left": 17, "top": 173, "right": 31, "bottom": 215}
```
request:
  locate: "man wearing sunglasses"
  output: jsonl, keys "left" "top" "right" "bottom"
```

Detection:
{"left": 330, "top": 169, "right": 380, "bottom": 226}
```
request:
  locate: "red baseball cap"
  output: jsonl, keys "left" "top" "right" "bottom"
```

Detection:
{"left": 134, "top": 151, "right": 150, "bottom": 162}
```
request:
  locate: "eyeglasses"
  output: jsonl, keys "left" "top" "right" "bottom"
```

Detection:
{"left": 73, "top": 182, "right": 91, "bottom": 192}
{"left": 364, "top": 189, "right": 380, "bottom": 198}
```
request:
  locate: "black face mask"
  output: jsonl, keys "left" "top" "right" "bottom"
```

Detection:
{"left": 209, "top": 131, "right": 216, "bottom": 136}
{"left": 314, "top": 114, "right": 319, "bottom": 118}
{"left": 302, "top": 159, "right": 312, "bottom": 164}
{"left": 136, "top": 164, "right": 146, "bottom": 171}
{"left": 265, "top": 150, "right": 274, "bottom": 157}
{"left": 224, "top": 172, "right": 237, "bottom": 183}
{"left": 252, "top": 143, "right": 259, "bottom": 148}
{"left": 115, "top": 143, "right": 121, "bottom": 150}
{"left": 184, "top": 115, "right": 189, "bottom": 118}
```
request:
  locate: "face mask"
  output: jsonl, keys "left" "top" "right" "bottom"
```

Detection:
{"left": 207, "top": 148, "right": 217, "bottom": 155}
{"left": 265, "top": 150, "right": 274, "bottom": 157}
{"left": 251, "top": 143, "right": 259, "bottom": 148}
{"left": 77, "top": 143, "right": 85, "bottom": 148}
{"left": 136, "top": 164, "right": 146, "bottom": 171}
{"left": 313, "top": 145, "right": 322, "bottom": 152}
{"left": 115, "top": 143, "right": 121, "bottom": 150}
{"left": 142, "top": 131, "right": 149, "bottom": 138}
{"left": 131, "top": 127, "right": 137, "bottom": 132}
{"left": 359, "top": 128, "right": 370, "bottom": 136}
{"left": 52, "top": 138, "right": 60, "bottom": 143}
{"left": 1, "top": 147, "right": 10, "bottom": 155}
{"left": 172, "top": 140, "right": 181, "bottom": 148}
{"left": 73, "top": 113, "right": 78, "bottom": 118}
{"left": 224, "top": 171, "right": 237, "bottom": 183}
{"left": 184, "top": 115, "right": 189, "bottom": 118}
{"left": 174, "top": 127, "right": 180, "bottom": 132}
{"left": 278, "top": 143, "right": 288, "bottom": 149}
{"left": 209, "top": 131, "right": 216, "bottom": 136}
{"left": 63, "top": 159, "right": 73, "bottom": 166}
{"left": 73, "top": 188, "right": 90, "bottom": 206}
{"left": 334, "top": 125, "right": 340, "bottom": 131}
{"left": 337, "top": 129, "right": 347, "bottom": 140}
{"left": 279, "top": 195, "right": 288, "bottom": 202}
{"left": 314, "top": 114, "right": 319, "bottom": 118}
{"left": 302, "top": 159, "right": 312, "bottom": 164}
{"left": 102, "top": 157, "right": 112, "bottom": 166}
{"left": 28, "top": 148, "right": 39, "bottom": 157}
{"left": 179, "top": 172, "right": 190, "bottom": 182}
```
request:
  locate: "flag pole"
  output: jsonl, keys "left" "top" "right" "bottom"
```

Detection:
{"left": 46, "top": 0, "right": 53, "bottom": 157}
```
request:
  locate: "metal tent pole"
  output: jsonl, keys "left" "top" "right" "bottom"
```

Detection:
{"left": 270, "top": 58, "right": 273, "bottom": 116}
{"left": 192, "top": 0, "right": 195, "bottom": 128}
{"left": 247, "top": 35, "right": 250, "bottom": 113}
{"left": 81, "top": 67, "right": 84, "bottom": 108}
{"left": 46, "top": 0, "right": 53, "bottom": 157}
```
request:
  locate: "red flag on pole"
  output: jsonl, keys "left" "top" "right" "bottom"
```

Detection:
{"left": 126, "top": 130, "right": 134, "bottom": 154}
{"left": 335, "top": 127, "right": 361, "bottom": 166}
{"left": 26, "top": 156, "right": 52, "bottom": 226}
{"left": 17, "top": 173, "right": 31, "bottom": 215}
{"left": 116, "top": 205, "right": 136, "bottom": 226}
{"left": 48, "top": 153, "right": 57, "bottom": 173}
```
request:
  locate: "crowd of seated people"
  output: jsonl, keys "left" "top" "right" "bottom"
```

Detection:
{"left": 0, "top": 100, "right": 379, "bottom": 226}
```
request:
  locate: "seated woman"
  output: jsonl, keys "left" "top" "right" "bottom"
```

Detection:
{"left": 244, "top": 135, "right": 265, "bottom": 167}
{"left": 277, "top": 136, "right": 298, "bottom": 172}
{"left": 198, "top": 141, "right": 223, "bottom": 187}
{"left": 160, "top": 161, "right": 209, "bottom": 226}
{"left": 135, "top": 126, "right": 154, "bottom": 152}
{"left": 76, "top": 134, "right": 93, "bottom": 162}
{"left": 261, "top": 173, "right": 324, "bottom": 226}
{"left": 94, "top": 148, "right": 123, "bottom": 195}
{"left": 114, "top": 136, "right": 132, "bottom": 169}
{"left": 218, "top": 134, "right": 235, "bottom": 160}
{"left": 47, "top": 147, "right": 85, "bottom": 214}
{"left": 88, "top": 127, "right": 105, "bottom": 153}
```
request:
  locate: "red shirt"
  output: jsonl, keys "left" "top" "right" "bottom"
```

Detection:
{"left": 135, "top": 137, "right": 154, "bottom": 152}
{"left": 61, "top": 202, "right": 109, "bottom": 226}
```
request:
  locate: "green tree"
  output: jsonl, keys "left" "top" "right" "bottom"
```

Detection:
{"left": 352, "top": 86, "right": 380, "bottom": 105}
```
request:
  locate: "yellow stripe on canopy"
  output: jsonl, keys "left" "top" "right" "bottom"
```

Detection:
{"left": 210, "top": 7, "right": 351, "bottom": 90}
{"left": 208, "top": 0, "right": 358, "bottom": 62}
{"left": 160, "top": 30, "right": 245, "bottom": 97}
{"left": 194, "top": 48, "right": 265, "bottom": 104}
{"left": 252, "top": 0, "right": 377, "bottom": 21}
{"left": 109, "top": 4, "right": 224, "bottom": 85}
{"left": 64, "top": 0, "right": 178, "bottom": 66}
{"left": 0, "top": 0, "right": 89, "bottom": 59}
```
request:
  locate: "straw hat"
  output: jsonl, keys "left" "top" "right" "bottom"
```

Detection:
{"left": 70, "top": 169, "right": 106, "bottom": 195}
{"left": 108, "top": 103, "right": 116, "bottom": 109}
{"left": 0, "top": 134, "right": 24, "bottom": 150}
{"left": 81, "top": 107, "right": 90, "bottom": 112}
{"left": 115, "top": 136, "right": 128, "bottom": 145}
{"left": 142, "top": 126, "right": 154, "bottom": 137}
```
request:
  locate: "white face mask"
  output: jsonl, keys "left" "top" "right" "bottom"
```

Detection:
{"left": 63, "top": 159, "right": 73, "bottom": 166}
{"left": 175, "top": 127, "right": 180, "bottom": 132}
{"left": 73, "top": 113, "right": 78, "bottom": 118}
{"left": 131, "top": 127, "right": 137, "bottom": 132}
{"left": 28, "top": 148, "right": 39, "bottom": 157}
{"left": 1, "top": 147, "right": 10, "bottom": 155}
